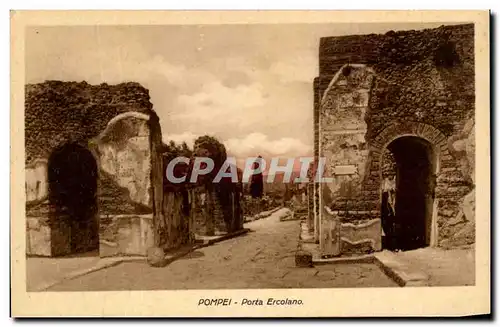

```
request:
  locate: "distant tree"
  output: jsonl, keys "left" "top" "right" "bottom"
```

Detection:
{"left": 250, "top": 156, "right": 264, "bottom": 199}
{"left": 162, "top": 140, "right": 193, "bottom": 192}
{"left": 160, "top": 140, "right": 195, "bottom": 247}
{"left": 192, "top": 135, "right": 227, "bottom": 186}
{"left": 180, "top": 141, "right": 193, "bottom": 158}
{"left": 192, "top": 136, "right": 232, "bottom": 234}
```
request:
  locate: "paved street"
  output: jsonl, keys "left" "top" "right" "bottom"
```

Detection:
{"left": 47, "top": 209, "right": 397, "bottom": 291}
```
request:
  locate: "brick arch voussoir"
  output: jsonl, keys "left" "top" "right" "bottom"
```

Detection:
{"left": 363, "top": 122, "right": 447, "bottom": 215}
{"left": 372, "top": 121, "right": 448, "bottom": 163}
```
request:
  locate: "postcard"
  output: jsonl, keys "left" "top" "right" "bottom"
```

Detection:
{"left": 10, "top": 10, "right": 490, "bottom": 317}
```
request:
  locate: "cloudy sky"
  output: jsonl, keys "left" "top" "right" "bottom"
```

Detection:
{"left": 25, "top": 22, "right": 449, "bottom": 169}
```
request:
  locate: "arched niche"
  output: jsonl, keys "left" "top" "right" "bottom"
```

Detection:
{"left": 48, "top": 142, "right": 99, "bottom": 256}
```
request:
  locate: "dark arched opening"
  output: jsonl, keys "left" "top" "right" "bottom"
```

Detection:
{"left": 48, "top": 143, "right": 99, "bottom": 256}
{"left": 381, "top": 136, "right": 436, "bottom": 251}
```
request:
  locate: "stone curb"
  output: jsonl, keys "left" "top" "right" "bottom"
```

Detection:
{"left": 296, "top": 240, "right": 429, "bottom": 287}
{"left": 148, "top": 228, "right": 251, "bottom": 267}
{"left": 279, "top": 211, "right": 303, "bottom": 222}
{"left": 313, "top": 254, "right": 375, "bottom": 265}
{"left": 373, "top": 252, "right": 430, "bottom": 287}
{"left": 195, "top": 228, "right": 251, "bottom": 247}
{"left": 34, "top": 229, "right": 251, "bottom": 291}
{"left": 295, "top": 221, "right": 429, "bottom": 287}
{"left": 244, "top": 206, "right": 283, "bottom": 223}
{"left": 296, "top": 241, "right": 376, "bottom": 266}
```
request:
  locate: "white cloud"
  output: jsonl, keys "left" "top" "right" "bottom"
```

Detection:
{"left": 224, "top": 133, "right": 311, "bottom": 158}
{"left": 138, "top": 55, "right": 188, "bottom": 85}
{"left": 173, "top": 81, "right": 267, "bottom": 123}
{"left": 25, "top": 28, "right": 315, "bottom": 159}
{"left": 103, "top": 54, "right": 216, "bottom": 90}
{"left": 222, "top": 57, "right": 260, "bottom": 79}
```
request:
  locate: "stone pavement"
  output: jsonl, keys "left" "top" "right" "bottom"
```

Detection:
{"left": 45, "top": 208, "right": 397, "bottom": 291}
{"left": 26, "top": 251, "right": 144, "bottom": 292}
{"left": 27, "top": 229, "right": 250, "bottom": 292}
{"left": 374, "top": 246, "right": 475, "bottom": 287}
{"left": 296, "top": 220, "right": 475, "bottom": 287}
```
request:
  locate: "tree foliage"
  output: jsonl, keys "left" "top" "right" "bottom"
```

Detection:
{"left": 192, "top": 135, "right": 228, "bottom": 185}
{"left": 162, "top": 140, "right": 193, "bottom": 192}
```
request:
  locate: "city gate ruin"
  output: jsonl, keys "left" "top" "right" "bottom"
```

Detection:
{"left": 308, "top": 23, "right": 476, "bottom": 256}
{"left": 25, "top": 81, "right": 166, "bottom": 257}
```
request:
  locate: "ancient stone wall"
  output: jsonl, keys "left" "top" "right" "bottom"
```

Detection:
{"left": 319, "top": 65, "right": 374, "bottom": 209}
{"left": 25, "top": 81, "right": 154, "bottom": 212}
{"left": 190, "top": 186, "right": 243, "bottom": 237}
{"left": 312, "top": 78, "right": 321, "bottom": 242}
{"left": 25, "top": 81, "right": 161, "bottom": 257}
{"left": 160, "top": 191, "right": 192, "bottom": 251}
{"left": 315, "top": 24, "right": 475, "bottom": 252}
{"left": 25, "top": 81, "right": 153, "bottom": 163}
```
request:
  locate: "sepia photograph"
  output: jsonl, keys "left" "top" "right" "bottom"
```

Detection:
{"left": 11, "top": 10, "right": 490, "bottom": 317}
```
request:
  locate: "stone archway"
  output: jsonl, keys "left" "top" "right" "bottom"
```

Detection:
{"left": 48, "top": 143, "right": 99, "bottom": 256}
{"left": 369, "top": 121, "right": 449, "bottom": 250}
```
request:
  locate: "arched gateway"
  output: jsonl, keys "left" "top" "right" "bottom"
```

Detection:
{"left": 308, "top": 23, "right": 475, "bottom": 257}
{"left": 371, "top": 121, "right": 448, "bottom": 250}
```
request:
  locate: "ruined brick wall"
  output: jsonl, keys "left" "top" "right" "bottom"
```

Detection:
{"left": 160, "top": 190, "right": 192, "bottom": 251}
{"left": 25, "top": 81, "right": 161, "bottom": 256}
{"left": 319, "top": 24, "right": 474, "bottom": 139}
{"left": 191, "top": 186, "right": 242, "bottom": 237}
{"left": 25, "top": 81, "right": 153, "bottom": 164}
{"left": 381, "top": 150, "right": 397, "bottom": 178}
{"left": 312, "top": 78, "right": 321, "bottom": 240}
{"left": 25, "top": 81, "right": 155, "bottom": 215}
{"left": 316, "top": 24, "right": 475, "bottom": 249}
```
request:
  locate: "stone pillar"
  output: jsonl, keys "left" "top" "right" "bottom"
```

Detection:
{"left": 317, "top": 65, "right": 375, "bottom": 257}
{"left": 307, "top": 183, "right": 315, "bottom": 232}
{"left": 91, "top": 112, "right": 156, "bottom": 257}
{"left": 320, "top": 204, "right": 341, "bottom": 257}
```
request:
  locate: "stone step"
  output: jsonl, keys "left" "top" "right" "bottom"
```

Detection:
{"left": 374, "top": 250, "right": 430, "bottom": 287}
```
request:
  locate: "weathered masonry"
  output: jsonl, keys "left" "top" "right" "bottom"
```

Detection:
{"left": 25, "top": 81, "right": 245, "bottom": 258}
{"left": 307, "top": 24, "right": 475, "bottom": 256}
{"left": 25, "top": 81, "right": 167, "bottom": 257}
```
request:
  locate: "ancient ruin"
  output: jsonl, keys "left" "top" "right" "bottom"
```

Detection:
{"left": 308, "top": 23, "right": 475, "bottom": 256}
{"left": 25, "top": 81, "right": 244, "bottom": 258}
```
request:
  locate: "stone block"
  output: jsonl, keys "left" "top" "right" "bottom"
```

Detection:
{"left": 340, "top": 238, "right": 376, "bottom": 254}
{"left": 147, "top": 246, "right": 168, "bottom": 267}
{"left": 92, "top": 112, "right": 153, "bottom": 212}
{"left": 25, "top": 82, "right": 153, "bottom": 165}
{"left": 99, "top": 214, "right": 154, "bottom": 257}
{"left": 340, "top": 218, "right": 382, "bottom": 252}
{"left": 25, "top": 159, "right": 48, "bottom": 203}
{"left": 26, "top": 217, "right": 51, "bottom": 256}
{"left": 295, "top": 250, "right": 313, "bottom": 267}
{"left": 374, "top": 251, "right": 430, "bottom": 287}
{"left": 320, "top": 211, "right": 341, "bottom": 257}
{"left": 50, "top": 219, "right": 72, "bottom": 257}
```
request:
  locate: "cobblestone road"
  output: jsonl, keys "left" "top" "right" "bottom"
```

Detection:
{"left": 48, "top": 209, "right": 397, "bottom": 291}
